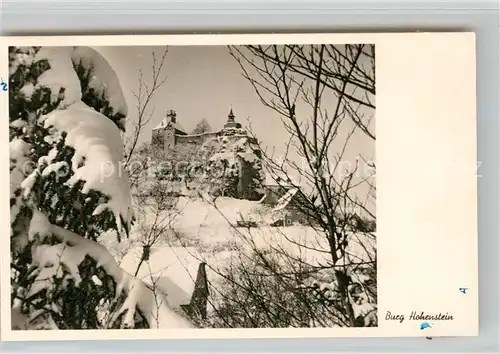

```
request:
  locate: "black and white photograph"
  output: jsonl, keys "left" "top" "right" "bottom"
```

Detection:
{"left": 1, "top": 32, "right": 481, "bottom": 341}
{"left": 8, "top": 41, "right": 377, "bottom": 331}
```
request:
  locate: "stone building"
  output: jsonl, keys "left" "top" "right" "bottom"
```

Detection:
{"left": 151, "top": 108, "right": 265, "bottom": 200}
{"left": 260, "top": 174, "right": 297, "bottom": 205}
{"left": 151, "top": 110, "right": 188, "bottom": 154}
{"left": 260, "top": 174, "right": 310, "bottom": 226}
{"left": 151, "top": 108, "right": 250, "bottom": 155}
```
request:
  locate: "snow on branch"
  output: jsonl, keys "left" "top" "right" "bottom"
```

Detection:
{"left": 71, "top": 46, "right": 129, "bottom": 127}
{"left": 40, "top": 101, "right": 133, "bottom": 233}
{"left": 31, "top": 211, "right": 193, "bottom": 329}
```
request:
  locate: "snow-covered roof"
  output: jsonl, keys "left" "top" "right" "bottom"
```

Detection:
{"left": 153, "top": 117, "right": 186, "bottom": 133}
{"left": 272, "top": 188, "right": 299, "bottom": 212}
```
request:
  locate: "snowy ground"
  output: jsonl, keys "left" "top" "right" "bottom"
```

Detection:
{"left": 108, "top": 196, "right": 376, "bottom": 317}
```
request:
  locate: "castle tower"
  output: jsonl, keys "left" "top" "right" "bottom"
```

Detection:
{"left": 167, "top": 109, "right": 177, "bottom": 124}
{"left": 163, "top": 110, "right": 177, "bottom": 153}
{"left": 151, "top": 109, "right": 186, "bottom": 156}
{"left": 223, "top": 108, "right": 241, "bottom": 129}
{"left": 227, "top": 108, "right": 235, "bottom": 123}
{"left": 164, "top": 121, "right": 176, "bottom": 154}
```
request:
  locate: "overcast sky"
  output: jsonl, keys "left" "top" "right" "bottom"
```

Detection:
{"left": 96, "top": 45, "right": 375, "bottom": 212}
{"left": 96, "top": 46, "right": 277, "bottom": 143}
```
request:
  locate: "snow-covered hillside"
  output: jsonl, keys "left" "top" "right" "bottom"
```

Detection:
{"left": 117, "top": 195, "right": 376, "bottom": 325}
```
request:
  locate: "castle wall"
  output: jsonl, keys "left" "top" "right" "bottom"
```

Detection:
{"left": 152, "top": 126, "right": 176, "bottom": 155}
{"left": 153, "top": 126, "right": 255, "bottom": 153}
{"left": 151, "top": 128, "right": 165, "bottom": 151}
{"left": 175, "top": 131, "right": 218, "bottom": 146}
{"left": 164, "top": 127, "right": 175, "bottom": 153}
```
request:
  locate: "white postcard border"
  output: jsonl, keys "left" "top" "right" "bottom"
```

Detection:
{"left": 0, "top": 32, "right": 478, "bottom": 341}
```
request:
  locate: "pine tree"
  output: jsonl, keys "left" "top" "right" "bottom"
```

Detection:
{"left": 9, "top": 46, "right": 191, "bottom": 330}
{"left": 190, "top": 118, "right": 212, "bottom": 135}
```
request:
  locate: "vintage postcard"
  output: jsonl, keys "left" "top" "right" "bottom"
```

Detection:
{"left": 0, "top": 33, "right": 478, "bottom": 341}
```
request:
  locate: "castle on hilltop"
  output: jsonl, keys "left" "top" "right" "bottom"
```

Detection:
{"left": 151, "top": 108, "right": 266, "bottom": 200}
{"left": 151, "top": 108, "right": 254, "bottom": 155}
{"left": 150, "top": 108, "right": 314, "bottom": 221}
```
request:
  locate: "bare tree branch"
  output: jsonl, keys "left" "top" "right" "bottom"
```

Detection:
{"left": 124, "top": 47, "right": 169, "bottom": 167}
